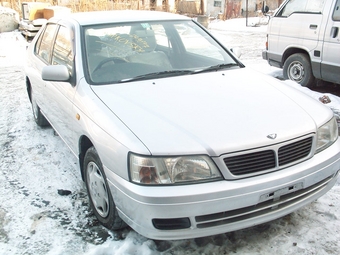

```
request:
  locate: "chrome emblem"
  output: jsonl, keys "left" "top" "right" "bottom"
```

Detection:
{"left": 267, "top": 133, "right": 277, "bottom": 139}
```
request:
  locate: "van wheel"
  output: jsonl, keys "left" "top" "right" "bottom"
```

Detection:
{"left": 84, "top": 147, "right": 126, "bottom": 230}
{"left": 283, "top": 53, "right": 315, "bottom": 87}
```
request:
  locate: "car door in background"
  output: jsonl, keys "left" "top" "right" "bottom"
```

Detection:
{"left": 270, "top": 0, "right": 325, "bottom": 61}
{"left": 321, "top": 0, "right": 340, "bottom": 83}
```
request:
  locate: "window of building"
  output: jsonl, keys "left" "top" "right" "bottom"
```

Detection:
{"left": 214, "top": 1, "right": 222, "bottom": 7}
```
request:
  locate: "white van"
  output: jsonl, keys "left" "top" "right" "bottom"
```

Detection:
{"left": 262, "top": 0, "right": 340, "bottom": 87}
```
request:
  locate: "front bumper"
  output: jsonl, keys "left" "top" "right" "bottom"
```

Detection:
{"left": 262, "top": 50, "right": 283, "bottom": 68}
{"left": 262, "top": 50, "right": 268, "bottom": 60}
{"left": 106, "top": 140, "right": 340, "bottom": 240}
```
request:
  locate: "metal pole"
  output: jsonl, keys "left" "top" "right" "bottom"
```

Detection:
{"left": 246, "top": 0, "right": 248, "bottom": 26}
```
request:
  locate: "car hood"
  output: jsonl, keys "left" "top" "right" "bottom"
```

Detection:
{"left": 91, "top": 68, "right": 329, "bottom": 156}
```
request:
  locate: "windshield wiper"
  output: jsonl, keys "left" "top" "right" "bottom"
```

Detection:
{"left": 193, "top": 63, "right": 239, "bottom": 74}
{"left": 117, "top": 64, "right": 239, "bottom": 83}
{"left": 118, "top": 70, "right": 193, "bottom": 83}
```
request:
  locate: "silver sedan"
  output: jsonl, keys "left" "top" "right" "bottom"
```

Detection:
{"left": 25, "top": 10, "right": 340, "bottom": 240}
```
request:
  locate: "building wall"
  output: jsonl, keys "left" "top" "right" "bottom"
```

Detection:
{"left": 206, "top": 0, "right": 223, "bottom": 16}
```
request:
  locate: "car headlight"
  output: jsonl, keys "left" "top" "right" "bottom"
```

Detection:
{"left": 316, "top": 117, "right": 338, "bottom": 153}
{"left": 129, "top": 154, "right": 222, "bottom": 185}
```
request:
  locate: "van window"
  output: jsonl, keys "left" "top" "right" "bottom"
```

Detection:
{"left": 277, "top": 0, "right": 325, "bottom": 17}
{"left": 333, "top": 0, "right": 340, "bottom": 21}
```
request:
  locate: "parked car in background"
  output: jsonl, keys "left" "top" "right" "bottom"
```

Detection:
{"left": 263, "top": 0, "right": 340, "bottom": 87}
{"left": 19, "top": 2, "right": 71, "bottom": 40}
{"left": 25, "top": 10, "right": 340, "bottom": 240}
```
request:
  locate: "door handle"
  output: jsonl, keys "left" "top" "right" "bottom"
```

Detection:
{"left": 309, "top": 24, "right": 318, "bottom": 29}
{"left": 331, "top": 27, "right": 339, "bottom": 38}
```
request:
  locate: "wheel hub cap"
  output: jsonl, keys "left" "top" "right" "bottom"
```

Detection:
{"left": 288, "top": 62, "right": 304, "bottom": 82}
{"left": 87, "top": 162, "right": 109, "bottom": 218}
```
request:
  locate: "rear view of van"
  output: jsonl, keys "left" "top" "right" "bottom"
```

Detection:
{"left": 262, "top": 0, "right": 340, "bottom": 87}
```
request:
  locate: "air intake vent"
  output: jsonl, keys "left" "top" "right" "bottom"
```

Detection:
{"left": 278, "top": 137, "right": 312, "bottom": 166}
{"left": 224, "top": 150, "right": 275, "bottom": 175}
{"left": 224, "top": 137, "right": 313, "bottom": 176}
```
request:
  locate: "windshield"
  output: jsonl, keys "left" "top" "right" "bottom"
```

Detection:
{"left": 83, "top": 20, "right": 239, "bottom": 84}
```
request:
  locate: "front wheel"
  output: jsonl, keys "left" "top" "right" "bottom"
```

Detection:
{"left": 84, "top": 147, "right": 126, "bottom": 230}
{"left": 283, "top": 53, "right": 315, "bottom": 88}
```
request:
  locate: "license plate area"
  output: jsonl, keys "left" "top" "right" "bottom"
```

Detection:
{"left": 259, "top": 182, "right": 303, "bottom": 203}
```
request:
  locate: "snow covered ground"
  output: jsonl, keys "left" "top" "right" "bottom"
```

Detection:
{"left": 0, "top": 17, "right": 340, "bottom": 255}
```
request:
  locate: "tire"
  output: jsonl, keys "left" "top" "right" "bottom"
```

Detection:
{"left": 30, "top": 87, "right": 49, "bottom": 127}
{"left": 84, "top": 147, "right": 126, "bottom": 230}
{"left": 283, "top": 53, "right": 315, "bottom": 88}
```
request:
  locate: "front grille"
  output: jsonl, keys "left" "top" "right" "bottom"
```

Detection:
{"left": 224, "top": 150, "right": 276, "bottom": 175}
{"left": 224, "top": 137, "right": 313, "bottom": 176}
{"left": 195, "top": 173, "right": 335, "bottom": 229}
{"left": 278, "top": 137, "right": 313, "bottom": 166}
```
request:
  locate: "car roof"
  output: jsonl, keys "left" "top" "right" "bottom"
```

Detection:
{"left": 50, "top": 10, "right": 191, "bottom": 26}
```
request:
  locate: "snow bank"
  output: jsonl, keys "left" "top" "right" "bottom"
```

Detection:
{"left": 0, "top": 7, "right": 19, "bottom": 33}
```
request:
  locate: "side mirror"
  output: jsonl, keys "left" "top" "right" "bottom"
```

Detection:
{"left": 230, "top": 47, "right": 242, "bottom": 59}
{"left": 42, "top": 65, "right": 70, "bottom": 82}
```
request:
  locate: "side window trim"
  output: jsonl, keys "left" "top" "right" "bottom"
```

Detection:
{"left": 35, "top": 23, "right": 58, "bottom": 64}
{"left": 51, "top": 24, "right": 76, "bottom": 85}
{"left": 34, "top": 28, "right": 44, "bottom": 56}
